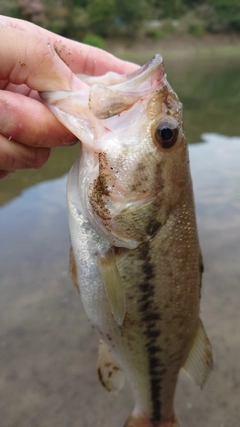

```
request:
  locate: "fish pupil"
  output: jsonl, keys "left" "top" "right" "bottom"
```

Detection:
{"left": 161, "top": 128, "right": 173, "bottom": 142}
{"left": 155, "top": 120, "right": 179, "bottom": 149}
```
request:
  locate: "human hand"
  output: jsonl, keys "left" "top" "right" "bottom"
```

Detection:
{"left": 0, "top": 16, "right": 138, "bottom": 179}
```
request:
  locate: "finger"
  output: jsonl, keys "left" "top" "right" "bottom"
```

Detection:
{"left": 0, "top": 134, "right": 50, "bottom": 172}
{"left": 0, "top": 170, "right": 11, "bottom": 179}
{"left": 0, "top": 91, "right": 78, "bottom": 148}
{"left": 0, "top": 24, "right": 84, "bottom": 91}
{"left": 59, "top": 43, "right": 140, "bottom": 76}
{"left": 0, "top": 16, "right": 139, "bottom": 75}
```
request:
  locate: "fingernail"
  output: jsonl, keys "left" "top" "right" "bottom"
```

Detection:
{"left": 61, "top": 138, "right": 79, "bottom": 146}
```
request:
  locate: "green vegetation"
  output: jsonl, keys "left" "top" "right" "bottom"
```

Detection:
{"left": 207, "top": 0, "right": 240, "bottom": 32}
{"left": 82, "top": 33, "right": 106, "bottom": 49}
{"left": 187, "top": 22, "right": 205, "bottom": 38}
{"left": 145, "top": 20, "right": 176, "bottom": 40}
{"left": 2, "top": 0, "right": 240, "bottom": 40}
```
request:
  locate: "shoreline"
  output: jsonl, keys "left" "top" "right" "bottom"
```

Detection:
{"left": 106, "top": 33, "right": 240, "bottom": 62}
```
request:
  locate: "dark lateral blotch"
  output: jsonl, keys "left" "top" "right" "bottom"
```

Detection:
{"left": 146, "top": 220, "right": 162, "bottom": 237}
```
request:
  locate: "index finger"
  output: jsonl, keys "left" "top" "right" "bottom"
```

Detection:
{"left": 0, "top": 25, "right": 84, "bottom": 91}
{"left": 0, "top": 16, "right": 139, "bottom": 76}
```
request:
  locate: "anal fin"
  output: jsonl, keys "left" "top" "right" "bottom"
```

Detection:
{"left": 183, "top": 318, "right": 213, "bottom": 387}
{"left": 98, "top": 249, "right": 126, "bottom": 326}
{"left": 97, "top": 340, "right": 125, "bottom": 393}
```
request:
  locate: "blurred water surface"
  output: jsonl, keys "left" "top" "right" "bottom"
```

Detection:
{"left": 0, "top": 51, "right": 240, "bottom": 427}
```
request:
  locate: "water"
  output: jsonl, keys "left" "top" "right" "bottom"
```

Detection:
{"left": 0, "top": 52, "right": 240, "bottom": 426}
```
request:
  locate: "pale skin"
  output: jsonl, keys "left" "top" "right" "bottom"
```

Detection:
{"left": 0, "top": 16, "right": 138, "bottom": 179}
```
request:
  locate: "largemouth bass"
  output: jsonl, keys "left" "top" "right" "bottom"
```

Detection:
{"left": 42, "top": 55, "right": 213, "bottom": 427}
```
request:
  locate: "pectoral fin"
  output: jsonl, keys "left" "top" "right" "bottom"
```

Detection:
{"left": 97, "top": 340, "right": 125, "bottom": 393}
{"left": 69, "top": 246, "right": 80, "bottom": 293}
{"left": 98, "top": 249, "right": 126, "bottom": 326}
{"left": 183, "top": 318, "right": 213, "bottom": 387}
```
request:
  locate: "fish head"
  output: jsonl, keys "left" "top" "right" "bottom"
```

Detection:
{"left": 42, "top": 55, "right": 190, "bottom": 249}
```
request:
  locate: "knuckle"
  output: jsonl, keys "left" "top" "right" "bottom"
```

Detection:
{"left": 34, "top": 38, "right": 56, "bottom": 69}
{"left": 3, "top": 149, "right": 18, "bottom": 171}
{"left": 0, "top": 134, "right": 50, "bottom": 171}
{"left": 30, "top": 147, "right": 50, "bottom": 169}
{"left": 5, "top": 152, "right": 15, "bottom": 169}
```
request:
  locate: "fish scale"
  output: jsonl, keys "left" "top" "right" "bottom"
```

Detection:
{"left": 111, "top": 202, "right": 200, "bottom": 423}
{"left": 42, "top": 54, "right": 213, "bottom": 427}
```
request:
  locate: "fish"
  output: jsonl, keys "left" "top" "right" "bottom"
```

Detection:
{"left": 41, "top": 55, "right": 213, "bottom": 427}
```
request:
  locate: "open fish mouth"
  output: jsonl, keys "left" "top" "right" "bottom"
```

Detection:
{"left": 41, "top": 54, "right": 182, "bottom": 249}
{"left": 87, "top": 54, "right": 165, "bottom": 120}
{"left": 40, "top": 55, "right": 166, "bottom": 153}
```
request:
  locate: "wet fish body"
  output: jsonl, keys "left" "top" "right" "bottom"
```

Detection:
{"left": 42, "top": 55, "right": 213, "bottom": 427}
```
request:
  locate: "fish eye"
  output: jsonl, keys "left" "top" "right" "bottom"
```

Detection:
{"left": 155, "top": 120, "right": 179, "bottom": 149}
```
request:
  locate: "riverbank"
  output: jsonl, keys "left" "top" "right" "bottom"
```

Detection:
{"left": 106, "top": 33, "right": 240, "bottom": 63}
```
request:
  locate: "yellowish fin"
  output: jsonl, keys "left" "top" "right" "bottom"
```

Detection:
{"left": 123, "top": 414, "right": 178, "bottom": 427}
{"left": 183, "top": 318, "right": 213, "bottom": 387}
{"left": 69, "top": 246, "right": 80, "bottom": 293}
{"left": 97, "top": 340, "right": 125, "bottom": 393}
{"left": 98, "top": 249, "right": 126, "bottom": 326}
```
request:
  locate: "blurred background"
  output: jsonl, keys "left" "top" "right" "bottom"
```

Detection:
{"left": 0, "top": 0, "right": 240, "bottom": 46}
{"left": 0, "top": 2, "right": 240, "bottom": 427}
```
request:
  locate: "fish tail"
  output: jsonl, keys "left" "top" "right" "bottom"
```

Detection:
{"left": 123, "top": 413, "right": 179, "bottom": 427}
